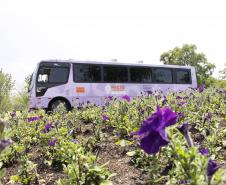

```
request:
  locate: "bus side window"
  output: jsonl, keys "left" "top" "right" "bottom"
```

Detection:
{"left": 73, "top": 64, "right": 101, "bottom": 82}
{"left": 130, "top": 67, "right": 152, "bottom": 83}
{"left": 103, "top": 65, "right": 128, "bottom": 83}
{"left": 153, "top": 68, "right": 173, "bottom": 84}
{"left": 175, "top": 69, "right": 191, "bottom": 84}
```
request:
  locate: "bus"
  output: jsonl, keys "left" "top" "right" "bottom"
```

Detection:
{"left": 28, "top": 59, "right": 197, "bottom": 111}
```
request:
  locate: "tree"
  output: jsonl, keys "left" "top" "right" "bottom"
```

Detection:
{"left": 0, "top": 69, "right": 14, "bottom": 113}
{"left": 219, "top": 67, "right": 226, "bottom": 80}
{"left": 11, "top": 74, "right": 31, "bottom": 111}
{"left": 160, "top": 44, "right": 215, "bottom": 85}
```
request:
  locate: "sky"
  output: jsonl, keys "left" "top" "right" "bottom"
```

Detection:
{"left": 0, "top": 0, "right": 226, "bottom": 91}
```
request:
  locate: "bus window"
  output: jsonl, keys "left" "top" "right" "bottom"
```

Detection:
{"left": 37, "top": 67, "right": 69, "bottom": 84}
{"left": 73, "top": 64, "right": 101, "bottom": 82}
{"left": 175, "top": 69, "right": 191, "bottom": 84}
{"left": 153, "top": 68, "right": 173, "bottom": 83}
{"left": 130, "top": 67, "right": 152, "bottom": 83}
{"left": 103, "top": 65, "right": 128, "bottom": 83}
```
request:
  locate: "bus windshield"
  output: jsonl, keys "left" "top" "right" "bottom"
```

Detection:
{"left": 37, "top": 66, "right": 69, "bottom": 84}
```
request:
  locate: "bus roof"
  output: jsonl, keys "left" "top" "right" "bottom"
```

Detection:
{"left": 39, "top": 59, "right": 195, "bottom": 69}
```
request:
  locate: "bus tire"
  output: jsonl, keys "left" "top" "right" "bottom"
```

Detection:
{"left": 49, "top": 99, "right": 71, "bottom": 113}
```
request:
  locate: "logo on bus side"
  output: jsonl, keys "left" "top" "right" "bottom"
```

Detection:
{"left": 105, "top": 85, "right": 126, "bottom": 94}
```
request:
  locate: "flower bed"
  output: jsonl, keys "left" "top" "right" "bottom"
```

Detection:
{"left": 0, "top": 87, "right": 226, "bottom": 184}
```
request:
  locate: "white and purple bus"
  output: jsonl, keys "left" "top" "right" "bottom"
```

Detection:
{"left": 28, "top": 60, "right": 197, "bottom": 111}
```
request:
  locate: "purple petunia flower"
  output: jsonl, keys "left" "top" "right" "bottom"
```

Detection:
{"left": 43, "top": 123, "right": 54, "bottom": 133}
{"left": 176, "top": 96, "right": 183, "bottom": 100}
{"left": 154, "top": 95, "right": 161, "bottom": 100}
{"left": 199, "top": 148, "right": 208, "bottom": 156}
{"left": 177, "top": 123, "right": 189, "bottom": 134}
{"left": 27, "top": 116, "right": 40, "bottom": 122}
{"left": 179, "top": 101, "right": 187, "bottom": 107}
{"left": 204, "top": 112, "right": 212, "bottom": 123}
{"left": 101, "top": 114, "right": 109, "bottom": 121}
{"left": 49, "top": 138, "right": 57, "bottom": 147}
{"left": 71, "top": 139, "right": 77, "bottom": 143}
{"left": 146, "top": 90, "right": 153, "bottom": 95}
{"left": 207, "top": 159, "right": 220, "bottom": 178}
{"left": 198, "top": 84, "right": 205, "bottom": 93}
{"left": 178, "top": 112, "right": 185, "bottom": 118}
{"left": 121, "top": 95, "right": 131, "bottom": 102}
{"left": 177, "top": 123, "right": 193, "bottom": 147}
{"left": 162, "top": 96, "right": 167, "bottom": 105}
{"left": 0, "top": 139, "right": 12, "bottom": 152}
{"left": 140, "top": 109, "right": 145, "bottom": 115}
{"left": 107, "top": 96, "right": 113, "bottom": 101}
{"left": 178, "top": 179, "right": 190, "bottom": 184}
{"left": 10, "top": 111, "right": 16, "bottom": 118}
{"left": 133, "top": 106, "right": 177, "bottom": 154}
{"left": 69, "top": 129, "right": 75, "bottom": 135}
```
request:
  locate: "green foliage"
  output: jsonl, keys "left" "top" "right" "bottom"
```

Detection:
{"left": 0, "top": 69, "right": 14, "bottom": 113}
{"left": 204, "top": 76, "right": 226, "bottom": 89}
{"left": 9, "top": 155, "right": 38, "bottom": 185}
{"left": 11, "top": 74, "right": 31, "bottom": 111}
{"left": 160, "top": 44, "right": 215, "bottom": 85}
{"left": 219, "top": 67, "right": 226, "bottom": 80}
{"left": 0, "top": 120, "right": 12, "bottom": 183}
{"left": 11, "top": 89, "right": 29, "bottom": 111}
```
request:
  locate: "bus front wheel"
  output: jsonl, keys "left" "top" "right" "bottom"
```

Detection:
{"left": 49, "top": 100, "right": 70, "bottom": 113}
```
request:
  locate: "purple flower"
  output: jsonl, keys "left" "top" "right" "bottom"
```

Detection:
{"left": 121, "top": 95, "right": 131, "bottom": 102}
{"left": 27, "top": 116, "right": 40, "bottom": 122}
{"left": 204, "top": 112, "right": 212, "bottom": 123}
{"left": 101, "top": 114, "right": 109, "bottom": 121}
{"left": 178, "top": 179, "right": 190, "bottom": 184}
{"left": 162, "top": 96, "right": 167, "bottom": 105}
{"left": 140, "top": 109, "right": 144, "bottom": 115}
{"left": 178, "top": 112, "right": 185, "bottom": 118}
{"left": 179, "top": 101, "right": 187, "bottom": 106}
{"left": 176, "top": 96, "right": 183, "bottom": 100}
{"left": 199, "top": 148, "right": 208, "bottom": 156}
{"left": 0, "top": 139, "right": 12, "bottom": 152}
{"left": 138, "top": 107, "right": 145, "bottom": 115}
{"left": 133, "top": 106, "right": 177, "bottom": 154}
{"left": 71, "top": 139, "right": 77, "bottom": 143}
{"left": 146, "top": 90, "right": 153, "bottom": 95}
{"left": 155, "top": 95, "right": 161, "bottom": 100}
{"left": 177, "top": 123, "right": 193, "bottom": 147}
{"left": 198, "top": 84, "right": 205, "bottom": 93}
{"left": 177, "top": 123, "right": 189, "bottom": 134}
{"left": 43, "top": 123, "right": 54, "bottom": 133}
{"left": 49, "top": 138, "right": 57, "bottom": 147}
{"left": 207, "top": 159, "right": 220, "bottom": 178}
{"left": 107, "top": 96, "right": 113, "bottom": 101}
{"left": 10, "top": 111, "right": 16, "bottom": 118}
{"left": 69, "top": 129, "right": 75, "bottom": 135}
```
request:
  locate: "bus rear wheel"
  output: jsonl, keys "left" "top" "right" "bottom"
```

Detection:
{"left": 49, "top": 100, "right": 70, "bottom": 113}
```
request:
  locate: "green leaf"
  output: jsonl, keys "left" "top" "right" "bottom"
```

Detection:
{"left": 126, "top": 151, "right": 136, "bottom": 157}
{"left": 100, "top": 180, "right": 113, "bottom": 185}
{"left": 10, "top": 175, "right": 21, "bottom": 182}
{"left": 115, "top": 139, "right": 132, "bottom": 147}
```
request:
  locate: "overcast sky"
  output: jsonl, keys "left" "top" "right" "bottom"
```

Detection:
{"left": 0, "top": 0, "right": 226, "bottom": 90}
